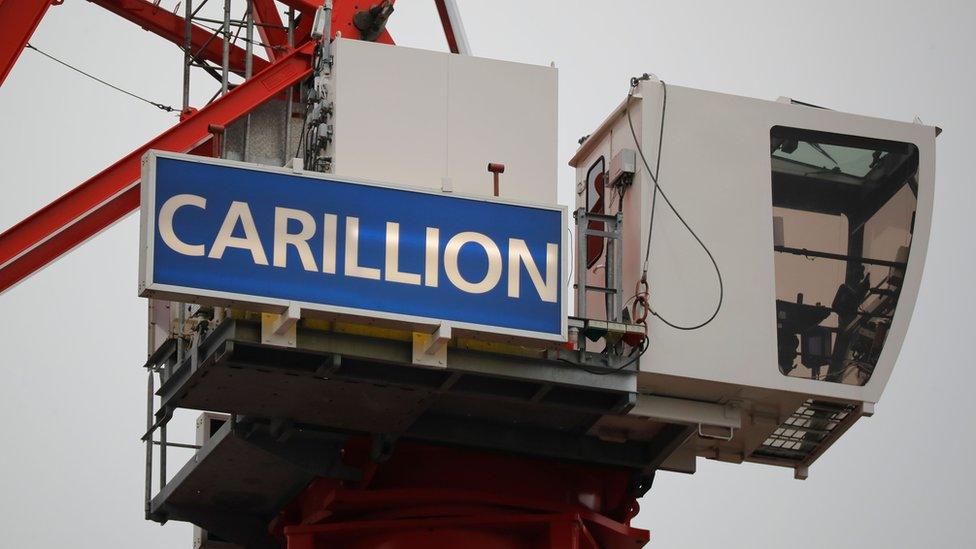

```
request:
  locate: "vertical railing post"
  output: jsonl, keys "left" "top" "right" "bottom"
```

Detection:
{"left": 182, "top": 0, "right": 192, "bottom": 111}
{"left": 159, "top": 416, "right": 167, "bottom": 490}
{"left": 243, "top": 0, "right": 254, "bottom": 162}
{"left": 144, "top": 368, "right": 154, "bottom": 519}
{"left": 282, "top": 7, "right": 296, "bottom": 165}
{"left": 221, "top": 0, "right": 231, "bottom": 95}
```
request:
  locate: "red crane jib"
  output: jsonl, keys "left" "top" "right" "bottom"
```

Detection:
{"left": 90, "top": 0, "right": 271, "bottom": 76}
{"left": 0, "top": 0, "right": 396, "bottom": 294}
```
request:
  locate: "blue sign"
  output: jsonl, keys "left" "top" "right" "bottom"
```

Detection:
{"left": 140, "top": 152, "right": 566, "bottom": 340}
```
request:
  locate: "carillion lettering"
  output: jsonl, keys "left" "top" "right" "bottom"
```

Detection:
{"left": 158, "top": 194, "right": 559, "bottom": 302}
{"left": 142, "top": 153, "right": 565, "bottom": 339}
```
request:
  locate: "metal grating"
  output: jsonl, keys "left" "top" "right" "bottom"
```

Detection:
{"left": 752, "top": 399, "right": 858, "bottom": 463}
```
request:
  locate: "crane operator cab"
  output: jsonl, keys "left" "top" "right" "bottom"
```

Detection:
{"left": 571, "top": 77, "right": 937, "bottom": 477}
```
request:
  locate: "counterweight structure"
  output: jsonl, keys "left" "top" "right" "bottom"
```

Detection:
{"left": 0, "top": 2, "right": 938, "bottom": 549}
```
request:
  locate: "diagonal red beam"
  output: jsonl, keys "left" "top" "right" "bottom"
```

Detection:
{"left": 252, "top": 0, "right": 289, "bottom": 60}
{"left": 261, "top": 0, "right": 322, "bottom": 46}
{"left": 0, "top": 43, "right": 314, "bottom": 294}
{"left": 0, "top": 0, "right": 58, "bottom": 88}
{"left": 0, "top": 2, "right": 400, "bottom": 295}
{"left": 89, "top": 0, "right": 268, "bottom": 76}
{"left": 433, "top": 0, "right": 468, "bottom": 55}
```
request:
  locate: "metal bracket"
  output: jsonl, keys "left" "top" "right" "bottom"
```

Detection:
{"left": 861, "top": 401, "right": 875, "bottom": 417}
{"left": 630, "top": 394, "right": 742, "bottom": 430}
{"left": 261, "top": 303, "right": 300, "bottom": 348}
{"left": 697, "top": 423, "right": 735, "bottom": 441}
{"left": 412, "top": 324, "right": 451, "bottom": 368}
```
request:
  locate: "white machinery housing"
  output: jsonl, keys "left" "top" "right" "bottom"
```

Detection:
{"left": 572, "top": 78, "right": 936, "bottom": 475}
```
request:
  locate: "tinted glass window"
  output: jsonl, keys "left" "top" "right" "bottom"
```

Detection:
{"left": 771, "top": 126, "right": 918, "bottom": 386}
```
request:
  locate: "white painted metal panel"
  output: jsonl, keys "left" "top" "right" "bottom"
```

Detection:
{"left": 635, "top": 83, "right": 783, "bottom": 398}
{"left": 332, "top": 39, "right": 448, "bottom": 190}
{"left": 446, "top": 54, "right": 558, "bottom": 203}
{"left": 331, "top": 39, "right": 557, "bottom": 204}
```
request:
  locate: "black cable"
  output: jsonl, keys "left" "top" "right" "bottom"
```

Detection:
{"left": 294, "top": 105, "right": 309, "bottom": 161}
{"left": 26, "top": 43, "right": 177, "bottom": 113}
{"left": 626, "top": 75, "right": 724, "bottom": 331}
{"left": 631, "top": 78, "right": 666, "bottom": 267}
{"left": 560, "top": 336, "right": 649, "bottom": 376}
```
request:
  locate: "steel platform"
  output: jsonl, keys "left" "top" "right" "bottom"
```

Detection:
{"left": 147, "top": 319, "right": 691, "bottom": 541}
{"left": 155, "top": 319, "right": 643, "bottom": 455}
{"left": 150, "top": 417, "right": 360, "bottom": 548}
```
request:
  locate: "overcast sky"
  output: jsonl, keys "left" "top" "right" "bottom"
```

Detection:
{"left": 1, "top": 1, "right": 973, "bottom": 547}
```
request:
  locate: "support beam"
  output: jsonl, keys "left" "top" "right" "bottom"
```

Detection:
{"left": 261, "top": 302, "right": 300, "bottom": 347}
{"left": 88, "top": 0, "right": 268, "bottom": 76}
{"left": 630, "top": 395, "right": 742, "bottom": 430}
{"left": 272, "top": 303, "right": 301, "bottom": 336}
{"left": 433, "top": 0, "right": 470, "bottom": 55}
{"left": 0, "top": 1, "right": 400, "bottom": 295}
{"left": 0, "top": 0, "right": 58, "bottom": 88}
{"left": 413, "top": 324, "right": 451, "bottom": 368}
{"left": 251, "top": 0, "right": 288, "bottom": 60}
{"left": 0, "top": 44, "right": 315, "bottom": 294}
{"left": 423, "top": 324, "right": 451, "bottom": 355}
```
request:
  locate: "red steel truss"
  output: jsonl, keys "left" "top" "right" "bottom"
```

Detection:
{"left": 0, "top": 0, "right": 60, "bottom": 87}
{"left": 0, "top": 42, "right": 315, "bottom": 293}
{"left": 252, "top": 0, "right": 289, "bottom": 60}
{"left": 0, "top": 0, "right": 402, "bottom": 294}
{"left": 90, "top": 0, "right": 270, "bottom": 76}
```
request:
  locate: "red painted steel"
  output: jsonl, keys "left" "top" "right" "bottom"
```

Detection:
{"left": 274, "top": 0, "right": 323, "bottom": 12}
{"left": 271, "top": 441, "right": 650, "bottom": 549}
{"left": 294, "top": 0, "right": 396, "bottom": 48}
{"left": 251, "top": 0, "right": 290, "bottom": 60}
{"left": 433, "top": 0, "right": 461, "bottom": 54}
{"left": 0, "top": 43, "right": 314, "bottom": 293}
{"left": 0, "top": 0, "right": 58, "bottom": 87}
{"left": 89, "top": 0, "right": 269, "bottom": 76}
{"left": 0, "top": 0, "right": 400, "bottom": 294}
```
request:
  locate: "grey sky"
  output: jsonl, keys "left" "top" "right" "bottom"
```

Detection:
{"left": 0, "top": 1, "right": 972, "bottom": 547}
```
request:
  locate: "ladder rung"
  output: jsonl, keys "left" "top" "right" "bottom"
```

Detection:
{"left": 577, "top": 211, "right": 619, "bottom": 223}
{"left": 582, "top": 229, "right": 619, "bottom": 239}
{"left": 573, "top": 284, "right": 618, "bottom": 294}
